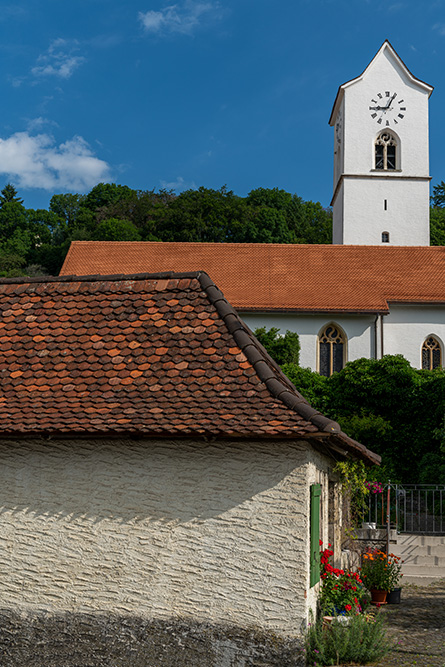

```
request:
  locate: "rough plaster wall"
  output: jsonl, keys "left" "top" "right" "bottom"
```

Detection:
{"left": 0, "top": 437, "right": 312, "bottom": 638}
{"left": 301, "top": 446, "right": 336, "bottom": 618}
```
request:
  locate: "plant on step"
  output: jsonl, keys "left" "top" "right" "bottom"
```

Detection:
{"left": 359, "top": 549, "right": 403, "bottom": 592}
{"left": 318, "top": 542, "right": 369, "bottom": 615}
{"left": 304, "top": 610, "right": 394, "bottom": 666}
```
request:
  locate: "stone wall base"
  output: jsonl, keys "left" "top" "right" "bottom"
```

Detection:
{"left": 0, "top": 609, "right": 304, "bottom": 667}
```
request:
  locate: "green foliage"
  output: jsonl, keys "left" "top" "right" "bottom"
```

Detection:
{"left": 253, "top": 327, "right": 300, "bottom": 366}
{"left": 304, "top": 610, "right": 393, "bottom": 666}
{"left": 334, "top": 460, "right": 370, "bottom": 525}
{"left": 270, "top": 351, "right": 445, "bottom": 484}
{"left": 431, "top": 181, "right": 445, "bottom": 208}
{"left": 93, "top": 218, "right": 141, "bottom": 241}
{"left": 430, "top": 206, "right": 445, "bottom": 245}
{"left": 281, "top": 364, "right": 330, "bottom": 414}
{"left": 0, "top": 183, "right": 23, "bottom": 206}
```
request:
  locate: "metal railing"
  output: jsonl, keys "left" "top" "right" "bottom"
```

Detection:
{"left": 365, "top": 483, "right": 445, "bottom": 534}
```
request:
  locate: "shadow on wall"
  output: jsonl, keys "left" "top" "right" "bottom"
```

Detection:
{"left": 0, "top": 438, "right": 306, "bottom": 525}
{"left": 0, "top": 608, "right": 302, "bottom": 667}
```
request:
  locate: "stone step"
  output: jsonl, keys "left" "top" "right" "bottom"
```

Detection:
{"left": 401, "top": 555, "right": 445, "bottom": 566}
{"left": 396, "top": 534, "right": 445, "bottom": 547}
{"left": 393, "top": 544, "right": 443, "bottom": 557}
{"left": 401, "top": 563, "right": 445, "bottom": 576}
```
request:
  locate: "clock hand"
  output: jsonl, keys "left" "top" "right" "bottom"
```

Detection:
{"left": 385, "top": 94, "right": 396, "bottom": 110}
{"left": 369, "top": 106, "right": 386, "bottom": 111}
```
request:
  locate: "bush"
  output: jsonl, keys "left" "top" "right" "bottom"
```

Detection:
{"left": 304, "top": 611, "right": 393, "bottom": 666}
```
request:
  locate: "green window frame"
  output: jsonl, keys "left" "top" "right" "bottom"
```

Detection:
{"left": 310, "top": 484, "right": 321, "bottom": 587}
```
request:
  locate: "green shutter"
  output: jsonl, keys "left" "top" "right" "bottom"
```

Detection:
{"left": 310, "top": 484, "right": 321, "bottom": 587}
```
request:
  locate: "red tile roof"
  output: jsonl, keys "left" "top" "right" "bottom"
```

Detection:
{"left": 61, "top": 242, "right": 445, "bottom": 313}
{"left": 0, "top": 271, "right": 378, "bottom": 463}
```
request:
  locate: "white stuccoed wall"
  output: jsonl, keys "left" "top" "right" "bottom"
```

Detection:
{"left": 383, "top": 304, "right": 445, "bottom": 367}
{"left": 332, "top": 43, "right": 431, "bottom": 245}
{"left": 242, "top": 312, "right": 375, "bottom": 371}
{"left": 243, "top": 307, "right": 445, "bottom": 372}
{"left": 0, "top": 437, "right": 334, "bottom": 636}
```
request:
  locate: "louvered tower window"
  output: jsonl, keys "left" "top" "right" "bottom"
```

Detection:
{"left": 375, "top": 131, "right": 397, "bottom": 170}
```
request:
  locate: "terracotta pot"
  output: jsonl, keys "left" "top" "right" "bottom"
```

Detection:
{"left": 370, "top": 589, "right": 388, "bottom": 604}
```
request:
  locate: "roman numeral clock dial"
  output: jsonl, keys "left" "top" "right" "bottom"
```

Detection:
{"left": 369, "top": 91, "right": 406, "bottom": 126}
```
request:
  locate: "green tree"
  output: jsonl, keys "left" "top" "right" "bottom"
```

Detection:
{"left": 254, "top": 327, "right": 300, "bottom": 366}
{"left": 93, "top": 218, "right": 141, "bottom": 241}
{"left": 431, "top": 181, "right": 445, "bottom": 208}
{"left": 0, "top": 183, "right": 23, "bottom": 206}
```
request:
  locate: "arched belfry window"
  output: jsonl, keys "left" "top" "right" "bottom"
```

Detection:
{"left": 319, "top": 324, "right": 346, "bottom": 377}
{"left": 375, "top": 132, "right": 397, "bottom": 170}
{"left": 382, "top": 231, "right": 390, "bottom": 243}
{"left": 422, "top": 336, "right": 442, "bottom": 370}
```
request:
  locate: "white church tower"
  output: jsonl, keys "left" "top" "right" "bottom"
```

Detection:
{"left": 329, "top": 41, "right": 433, "bottom": 245}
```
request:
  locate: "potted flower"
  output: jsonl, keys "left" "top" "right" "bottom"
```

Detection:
{"left": 359, "top": 549, "right": 403, "bottom": 604}
{"left": 319, "top": 542, "right": 369, "bottom": 615}
{"left": 386, "top": 552, "right": 404, "bottom": 604}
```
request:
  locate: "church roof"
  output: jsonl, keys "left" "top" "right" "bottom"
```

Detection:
{"left": 0, "top": 271, "right": 379, "bottom": 463}
{"left": 61, "top": 241, "right": 445, "bottom": 314}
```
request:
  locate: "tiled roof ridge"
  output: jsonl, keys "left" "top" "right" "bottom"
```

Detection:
{"left": 0, "top": 270, "right": 200, "bottom": 285}
{"left": 197, "top": 272, "right": 341, "bottom": 435}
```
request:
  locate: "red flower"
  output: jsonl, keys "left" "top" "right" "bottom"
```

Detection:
{"left": 345, "top": 604, "right": 352, "bottom": 611}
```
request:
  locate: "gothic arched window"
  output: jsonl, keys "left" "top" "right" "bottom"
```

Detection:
{"left": 375, "top": 132, "right": 397, "bottom": 170}
{"left": 421, "top": 336, "right": 442, "bottom": 370}
{"left": 319, "top": 324, "right": 346, "bottom": 377}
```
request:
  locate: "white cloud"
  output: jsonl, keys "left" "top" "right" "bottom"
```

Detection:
{"left": 32, "top": 38, "right": 86, "bottom": 79}
{"left": 432, "top": 22, "right": 445, "bottom": 35}
{"left": 160, "top": 176, "right": 196, "bottom": 191}
{"left": 139, "top": 1, "right": 220, "bottom": 35}
{"left": 0, "top": 132, "right": 111, "bottom": 192}
{"left": 25, "top": 117, "right": 59, "bottom": 132}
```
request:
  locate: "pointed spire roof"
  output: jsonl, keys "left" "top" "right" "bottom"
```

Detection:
{"left": 329, "top": 40, "right": 433, "bottom": 125}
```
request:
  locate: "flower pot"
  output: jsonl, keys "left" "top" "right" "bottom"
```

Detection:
{"left": 370, "top": 588, "right": 388, "bottom": 604}
{"left": 387, "top": 587, "right": 402, "bottom": 604}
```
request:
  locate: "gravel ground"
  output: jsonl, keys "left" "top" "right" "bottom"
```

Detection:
{"left": 370, "top": 580, "right": 445, "bottom": 667}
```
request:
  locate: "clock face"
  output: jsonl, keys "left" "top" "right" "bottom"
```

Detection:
{"left": 369, "top": 91, "right": 406, "bottom": 127}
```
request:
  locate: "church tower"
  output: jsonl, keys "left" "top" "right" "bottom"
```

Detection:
{"left": 329, "top": 41, "right": 433, "bottom": 245}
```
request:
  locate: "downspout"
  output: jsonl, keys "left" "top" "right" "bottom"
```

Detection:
{"left": 374, "top": 315, "right": 379, "bottom": 359}
{"left": 380, "top": 314, "right": 384, "bottom": 359}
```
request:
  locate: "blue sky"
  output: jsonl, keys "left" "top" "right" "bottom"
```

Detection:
{"left": 1, "top": 0, "right": 445, "bottom": 210}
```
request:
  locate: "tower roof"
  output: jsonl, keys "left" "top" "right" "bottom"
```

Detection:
{"left": 329, "top": 40, "right": 433, "bottom": 125}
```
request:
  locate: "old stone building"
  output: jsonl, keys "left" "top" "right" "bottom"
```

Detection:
{"left": 0, "top": 271, "right": 377, "bottom": 665}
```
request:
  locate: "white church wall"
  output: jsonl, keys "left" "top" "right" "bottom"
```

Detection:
{"left": 241, "top": 312, "right": 375, "bottom": 372}
{"left": 342, "top": 178, "right": 430, "bottom": 246}
{"left": 383, "top": 305, "right": 445, "bottom": 369}
{"left": 332, "top": 181, "right": 344, "bottom": 244}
